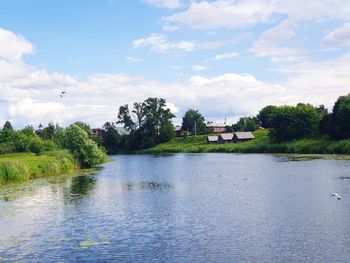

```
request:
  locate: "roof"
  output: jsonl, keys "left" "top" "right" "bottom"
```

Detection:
{"left": 207, "top": 136, "right": 219, "bottom": 142}
{"left": 234, "top": 132, "right": 254, "bottom": 140}
{"left": 207, "top": 123, "right": 226, "bottom": 128}
{"left": 115, "top": 127, "right": 130, "bottom": 136}
{"left": 175, "top": 125, "right": 181, "bottom": 132}
{"left": 219, "top": 133, "right": 234, "bottom": 140}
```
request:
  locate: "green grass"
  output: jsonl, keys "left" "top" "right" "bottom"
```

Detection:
{"left": 143, "top": 129, "right": 350, "bottom": 155}
{"left": 0, "top": 150, "right": 78, "bottom": 185}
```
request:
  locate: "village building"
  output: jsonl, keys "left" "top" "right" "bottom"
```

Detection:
{"left": 218, "top": 133, "right": 234, "bottom": 144}
{"left": 207, "top": 123, "right": 227, "bottom": 133}
{"left": 91, "top": 127, "right": 130, "bottom": 138}
{"left": 174, "top": 125, "right": 191, "bottom": 137}
{"left": 90, "top": 128, "right": 103, "bottom": 138}
{"left": 35, "top": 124, "right": 44, "bottom": 135}
{"left": 207, "top": 135, "right": 219, "bottom": 144}
{"left": 233, "top": 132, "right": 255, "bottom": 143}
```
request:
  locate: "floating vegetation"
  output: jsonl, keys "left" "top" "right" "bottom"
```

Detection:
{"left": 47, "top": 237, "right": 71, "bottom": 243}
{"left": 48, "top": 246, "right": 62, "bottom": 250}
{"left": 281, "top": 155, "right": 322, "bottom": 162}
{"left": 6, "top": 239, "right": 23, "bottom": 245}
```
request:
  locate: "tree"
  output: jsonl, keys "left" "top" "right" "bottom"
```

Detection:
{"left": 73, "top": 121, "right": 91, "bottom": 136}
{"left": 181, "top": 109, "right": 207, "bottom": 134}
{"left": 62, "top": 125, "right": 106, "bottom": 168}
{"left": 2, "top": 121, "right": 13, "bottom": 131}
{"left": 261, "top": 104, "right": 322, "bottom": 141}
{"left": 257, "top": 106, "right": 278, "bottom": 128}
{"left": 117, "top": 97, "right": 175, "bottom": 149}
{"left": 117, "top": 105, "right": 136, "bottom": 132}
{"left": 102, "top": 122, "right": 121, "bottom": 154}
{"left": 41, "top": 122, "right": 56, "bottom": 140}
{"left": 20, "top": 126, "right": 35, "bottom": 137}
{"left": 232, "top": 117, "right": 257, "bottom": 132}
{"left": 328, "top": 94, "right": 350, "bottom": 139}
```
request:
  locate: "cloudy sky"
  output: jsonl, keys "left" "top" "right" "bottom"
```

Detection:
{"left": 0, "top": 0, "right": 350, "bottom": 128}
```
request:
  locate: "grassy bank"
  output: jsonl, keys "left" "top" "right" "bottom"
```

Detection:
{"left": 0, "top": 150, "right": 78, "bottom": 185}
{"left": 143, "top": 129, "right": 350, "bottom": 155}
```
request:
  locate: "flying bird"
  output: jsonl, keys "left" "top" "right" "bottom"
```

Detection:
{"left": 60, "top": 91, "right": 67, "bottom": 98}
{"left": 331, "top": 192, "right": 341, "bottom": 200}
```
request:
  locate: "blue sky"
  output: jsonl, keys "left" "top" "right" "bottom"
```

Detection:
{"left": 0, "top": 0, "right": 350, "bottom": 128}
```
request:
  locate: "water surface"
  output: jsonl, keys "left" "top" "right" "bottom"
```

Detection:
{"left": 1, "top": 154, "right": 350, "bottom": 262}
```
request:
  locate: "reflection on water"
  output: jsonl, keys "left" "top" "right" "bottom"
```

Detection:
{"left": 123, "top": 181, "right": 173, "bottom": 191}
{"left": 0, "top": 171, "right": 98, "bottom": 203}
{"left": 1, "top": 153, "right": 350, "bottom": 262}
{"left": 68, "top": 176, "right": 97, "bottom": 196}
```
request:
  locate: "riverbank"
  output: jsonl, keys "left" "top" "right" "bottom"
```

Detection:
{"left": 0, "top": 150, "right": 78, "bottom": 185}
{"left": 143, "top": 129, "right": 350, "bottom": 155}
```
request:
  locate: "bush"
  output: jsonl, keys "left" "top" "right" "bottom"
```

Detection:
{"left": 62, "top": 125, "right": 107, "bottom": 168}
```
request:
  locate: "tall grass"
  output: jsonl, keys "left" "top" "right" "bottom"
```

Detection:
{"left": 0, "top": 150, "right": 77, "bottom": 184}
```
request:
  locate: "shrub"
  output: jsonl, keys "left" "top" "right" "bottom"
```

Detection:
{"left": 62, "top": 125, "right": 107, "bottom": 168}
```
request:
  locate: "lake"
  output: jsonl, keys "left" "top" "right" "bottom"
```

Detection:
{"left": 1, "top": 154, "right": 350, "bottom": 262}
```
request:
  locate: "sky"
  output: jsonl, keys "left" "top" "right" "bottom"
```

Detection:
{"left": 0, "top": 0, "right": 350, "bottom": 128}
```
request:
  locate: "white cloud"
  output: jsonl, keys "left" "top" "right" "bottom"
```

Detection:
{"left": 213, "top": 52, "right": 239, "bottom": 60}
{"left": 164, "top": 0, "right": 350, "bottom": 30}
{"left": 2, "top": 27, "right": 350, "bottom": 128}
{"left": 163, "top": 0, "right": 275, "bottom": 30}
{"left": 125, "top": 56, "right": 143, "bottom": 62}
{"left": 192, "top": 65, "right": 207, "bottom": 71}
{"left": 142, "top": 0, "right": 182, "bottom": 9}
{"left": 323, "top": 22, "right": 350, "bottom": 46}
{"left": 0, "top": 28, "right": 34, "bottom": 61}
{"left": 132, "top": 33, "right": 195, "bottom": 53}
{"left": 162, "top": 25, "right": 180, "bottom": 32}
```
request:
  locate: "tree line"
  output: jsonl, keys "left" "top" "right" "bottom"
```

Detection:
{"left": 100, "top": 94, "right": 350, "bottom": 152}
{"left": 2, "top": 94, "right": 350, "bottom": 156}
{"left": 0, "top": 121, "right": 106, "bottom": 168}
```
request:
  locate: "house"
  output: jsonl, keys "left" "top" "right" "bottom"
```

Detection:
{"left": 35, "top": 124, "right": 44, "bottom": 135}
{"left": 218, "top": 133, "right": 234, "bottom": 144}
{"left": 174, "top": 125, "right": 191, "bottom": 137}
{"left": 207, "top": 135, "right": 219, "bottom": 144}
{"left": 207, "top": 123, "right": 227, "bottom": 133}
{"left": 91, "top": 128, "right": 103, "bottom": 138}
{"left": 233, "top": 132, "right": 254, "bottom": 143}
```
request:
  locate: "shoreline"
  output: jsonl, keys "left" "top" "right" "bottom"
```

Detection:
{"left": 142, "top": 130, "right": 350, "bottom": 156}
{"left": 0, "top": 151, "right": 83, "bottom": 185}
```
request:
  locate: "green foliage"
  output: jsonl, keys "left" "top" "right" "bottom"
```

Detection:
{"left": 0, "top": 127, "right": 57, "bottom": 155}
{"left": 181, "top": 109, "right": 207, "bottom": 134}
{"left": 0, "top": 161, "right": 30, "bottom": 183}
{"left": 101, "top": 122, "right": 122, "bottom": 154}
{"left": 73, "top": 121, "right": 91, "bottom": 136}
{"left": 257, "top": 105, "right": 278, "bottom": 128}
{"left": 258, "top": 104, "right": 322, "bottom": 141}
{"left": 2, "top": 121, "right": 13, "bottom": 131}
{"left": 232, "top": 117, "right": 258, "bottom": 132}
{"left": 117, "top": 97, "right": 175, "bottom": 150}
{"left": 62, "top": 125, "right": 106, "bottom": 168}
{"left": 117, "top": 104, "right": 135, "bottom": 131}
{"left": 0, "top": 151, "right": 77, "bottom": 184}
{"left": 143, "top": 129, "right": 350, "bottom": 155}
{"left": 40, "top": 122, "right": 56, "bottom": 140}
{"left": 328, "top": 94, "right": 350, "bottom": 139}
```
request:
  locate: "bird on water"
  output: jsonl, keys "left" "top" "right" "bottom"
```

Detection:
{"left": 331, "top": 192, "right": 341, "bottom": 200}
